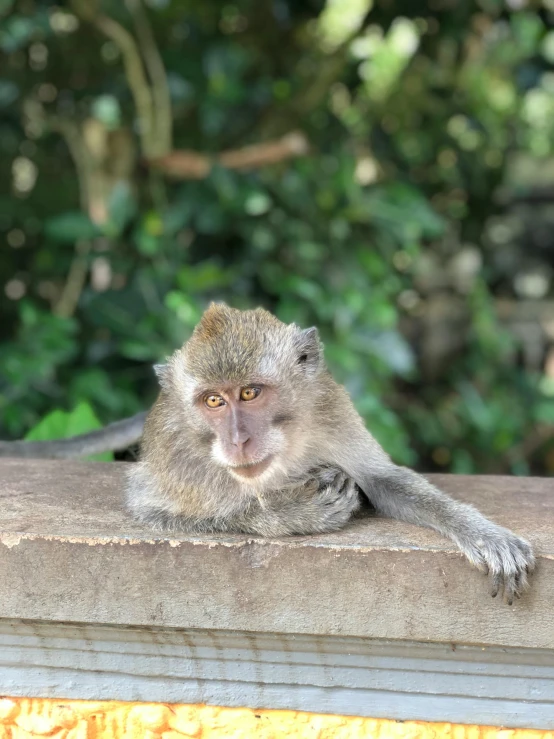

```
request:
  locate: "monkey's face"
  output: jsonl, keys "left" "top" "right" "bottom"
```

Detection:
{"left": 159, "top": 303, "right": 324, "bottom": 486}
{"left": 196, "top": 383, "right": 289, "bottom": 482}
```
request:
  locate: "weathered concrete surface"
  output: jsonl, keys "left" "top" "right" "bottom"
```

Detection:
{"left": 0, "top": 459, "right": 552, "bottom": 649}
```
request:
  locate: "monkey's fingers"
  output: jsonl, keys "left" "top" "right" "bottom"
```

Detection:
{"left": 490, "top": 571, "right": 503, "bottom": 599}
{"left": 488, "top": 545, "right": 532, "bottom": 604}
{"left": 331, "top": 470, "right": 348, "bottom": 490}
{"left": 313, "top": 466, "right": 345, "bottom": 489}
{"left": 337, "top": 474, "right": 357, "bottom": 495}
{"left": 502, "top": 573, "right": 517, "bottom": 606}
{"left": 489, "top": 570, "right": 517, "bottom": 604}
{"left": 460, "top": 528, "right": 534, "bottom": 604}
{"left": 506, "top": 568, "right": 528, "bottom": 603}
{"left": 524, "top": 548, "right": 537, "bottom": 574}
{"left": 514, "top": 566, "right": 529, "bottom": 594}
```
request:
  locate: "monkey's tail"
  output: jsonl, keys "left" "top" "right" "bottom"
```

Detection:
{"left": 0, "top": 412, "right": 147, "bottom": 459}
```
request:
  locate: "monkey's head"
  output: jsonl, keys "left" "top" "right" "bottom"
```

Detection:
{"left": 156, "top": 303, "right": 324, "bottom": 486}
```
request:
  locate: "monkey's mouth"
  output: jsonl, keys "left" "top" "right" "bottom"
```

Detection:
{"left": 229, "top": 455, "right": 274, "bottom": 479}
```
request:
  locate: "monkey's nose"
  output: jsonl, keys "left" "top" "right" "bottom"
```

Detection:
{"left": 231, "top": 434, "right": 250, "bottom": 450}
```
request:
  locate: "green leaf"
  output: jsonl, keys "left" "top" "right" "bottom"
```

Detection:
{"left": 163, "top": 202, "right": 193, "bottom": 235}
{"left": 352, "top": 329, "right": 415, "bottom": 375}
{"left": 244, "top": 191, "right": 272, "bottom": 216}
{"left": 25, "top": 410, "right": 68, "bottom": 442}
{"left": 25, "top": 402, "right": 113, "bottom": 462}
{"left": 104, "top": 182, "right": 137, "bottom": 237}
{"left": 0, "top": 14, "right": 42, "bottom": 52}
{"left": 0, "top": 79, "right": 18, "bottom": 108}
{"left": 535, "top": 400, "right": 554, "bottom": 425}
{"left": 135, "top": 229, "right": 161, "bottom": 256}
{"left": 511, "top": 12, "right": 543, "bottom": 57}
{"left": 44, "top": 212, "right": 101, "bottom": 243}
{"left": 0, "top": 0, "right": 15, "bottom": 16}
{"left": 177, "top": 261, "right": 231, "bottom": 292}
{"left": 164, "top": 291, "right": 203, "bottom": 328}
{"left": 356, "top": 183, "right": 446, "bottom": 242}
{"left": 91, "top": 95, "right": 121, "bottom": 130}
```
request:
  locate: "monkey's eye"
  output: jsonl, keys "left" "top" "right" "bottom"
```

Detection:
{"left": 240, "top": 387, "right": 261, "bottom": 402}
{"left": 205, "top": 394, "right": 225, "bottom": 409}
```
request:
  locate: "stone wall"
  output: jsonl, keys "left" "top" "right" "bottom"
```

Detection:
{"left": 1, "top": 459, "right": 553, "bottom": 734}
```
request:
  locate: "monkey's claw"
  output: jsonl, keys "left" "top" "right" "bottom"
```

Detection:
{"left": 460, "top": 527, "right": 535, "bottom": 604}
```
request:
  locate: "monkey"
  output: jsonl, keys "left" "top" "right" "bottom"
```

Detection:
{"left": 0, "top": 303, "right": 534, "bottom": 603}
{"left": 123, "top": 302, "right": 535, "bottom": 605}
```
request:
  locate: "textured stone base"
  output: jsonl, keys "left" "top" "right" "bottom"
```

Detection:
{"left": 2, "top": 462, "right": 553, "bottom": 735}
{"left": 0, "top": 698, "right": 550, "bottom": 739}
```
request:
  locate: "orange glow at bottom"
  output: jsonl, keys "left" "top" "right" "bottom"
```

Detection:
{"left": 0, "top": 698, "right": 550, "bottom": 738}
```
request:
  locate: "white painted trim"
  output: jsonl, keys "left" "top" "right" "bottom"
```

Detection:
{"left": 1, "top": 620, "right": 553, "bottom": 729}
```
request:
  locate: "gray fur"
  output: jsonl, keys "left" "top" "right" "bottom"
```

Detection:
{"left": 0, "top": 412, "right": 147, "bottom": 459}
{"left": 135, "top": 467, "right": 361, "bottom": 537}
{"left": 126, "top": 303, "right": 535, "bottom": 605}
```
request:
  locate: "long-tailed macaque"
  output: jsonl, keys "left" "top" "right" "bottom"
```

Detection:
{"left": 125, "top": 303, "right": 534, "bottom": 604}
{"left": 0, "top": 303, "right": 534, "bottom": 603}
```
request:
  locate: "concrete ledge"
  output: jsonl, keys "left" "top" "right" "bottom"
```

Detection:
{"left": 1, "top": 459, "right": 552, "bottom": 647}
{"left": 1, "top": 459, "right": 553, "bottom": 727}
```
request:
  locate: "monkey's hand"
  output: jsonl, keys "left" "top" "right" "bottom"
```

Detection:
{"left": 349, "top": 466, "right": 535, "bottom": 604}
{"left": 454, "top": 524, "right": 535, "bottom": 605}
{"left": 299, "top": 466, "right": 361, "bottom": 532}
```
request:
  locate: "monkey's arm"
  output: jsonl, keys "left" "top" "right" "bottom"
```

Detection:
{"left": 0, "top": 413, "right": 146, "bottom": 459}
{"left": 133, "top": 467, "right": 361, "bottom": 537}
{"left": 326, "top": 415, "right": 535, "bottom": 604}
{"left": 235, "top": 468, "right": 361, "bottom": 536}
{"left": 362, "top": 466, "right": 534, "bottom": 603}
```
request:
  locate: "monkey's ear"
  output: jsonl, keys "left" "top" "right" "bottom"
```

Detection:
{"left": 295, "top": 327, "right": 322, "bottom": 375}
{"left": 154, "top": 363, "right": 169, "bottom": 389}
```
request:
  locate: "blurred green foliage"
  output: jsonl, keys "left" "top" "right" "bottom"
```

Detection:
{"left": 24, "top": 400, "right": 113, "bottom": 461}
{"left": 1, "top": 0, "right": 553, "bottom": 474}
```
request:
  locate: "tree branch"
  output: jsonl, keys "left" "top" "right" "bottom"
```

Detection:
{"left": 124, "top": 0, "right": 172, "bottom": 155}
{"left": 148, "top": 131, "right": 309, "bottom": 179}
{"left": 70, "top": 0, "right": 156, "bottom": 157}
{"left": 47, "top": 116, "right": 95, "bottom": 317}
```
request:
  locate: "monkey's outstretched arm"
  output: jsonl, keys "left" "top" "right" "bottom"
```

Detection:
{"left": 0, "top": 412, "right": 146, "bottom": 459}
{"left": 328, "top": 424, "right": 535, "bottom": 604}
